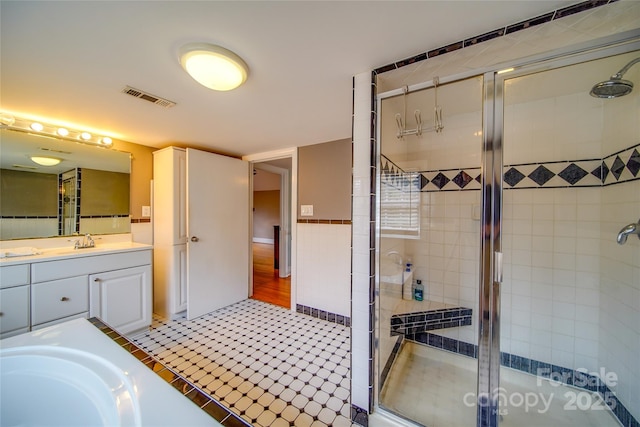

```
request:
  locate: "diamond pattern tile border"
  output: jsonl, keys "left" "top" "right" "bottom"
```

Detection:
{"left": 382, "top": 143, "right": 640, "bottom": 192}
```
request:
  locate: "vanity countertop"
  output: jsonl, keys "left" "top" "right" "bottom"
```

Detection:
{"left": 0, "top": 318, "right": 220, "bottom": 427}
{"left": 0, "top": 241, "right": 152, "bottom": 266}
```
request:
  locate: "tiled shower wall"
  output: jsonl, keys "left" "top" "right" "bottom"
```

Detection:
{"left": 600, "top": 181, "right": 640, "bottom": 419}
{"left": 501, "top": 54, "right": 640, "bottom": 420}
{"left": 353, "top": 0, "right": 640, "bottom": 417}
{"left": 378, "top": 75, "right": 484, "bottom": 348}
{"left": 403, "top": 188, "right": 481, "bottom": 348}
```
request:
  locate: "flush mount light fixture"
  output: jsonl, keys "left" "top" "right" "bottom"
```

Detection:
{"left": 30, "top": 156, "right": 61, "bottom": 166}
{"left": 179, "top": 43, "right": 249, "bottom": 91}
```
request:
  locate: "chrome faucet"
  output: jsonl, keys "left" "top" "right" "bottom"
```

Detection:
{"left": 617, "top": 219, "right": 640, "bottom": 245}
{"left": 74, "top": 233, "right": 95, "bottom": 249}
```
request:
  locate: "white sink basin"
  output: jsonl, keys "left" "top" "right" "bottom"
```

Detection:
{"left": 0, "top": 346, "right": 141, "bottom": 427}
{"left": 45, "top": 246, "right": 101, "bottom": 256}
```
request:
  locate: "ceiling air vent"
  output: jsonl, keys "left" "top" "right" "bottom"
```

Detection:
{"left": 12, "top": 164, "right": 38, "bottom": 170}
{"left": 121, "top": 86, "right": 176, "bottom": 108}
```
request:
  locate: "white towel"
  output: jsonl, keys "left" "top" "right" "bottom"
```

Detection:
{"left": 0, "top": 247, "right": 41, "bottom": 258}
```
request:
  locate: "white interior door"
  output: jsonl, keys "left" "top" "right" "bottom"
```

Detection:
{"left": 186, "top": 148, "right": 249, "bottom": 320}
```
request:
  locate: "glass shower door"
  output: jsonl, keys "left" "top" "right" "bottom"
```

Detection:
{"left": 496, "top": 47, "right": 640, "bottom": 427}
{"left": 377, "top": 75, "right": 485, "bottom": 426}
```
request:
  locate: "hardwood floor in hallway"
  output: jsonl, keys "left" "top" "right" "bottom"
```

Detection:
{"left": 252, "top": 242, "right": 291, "bottom": 309}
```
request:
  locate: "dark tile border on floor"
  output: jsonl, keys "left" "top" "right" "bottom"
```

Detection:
{"left": 351, "top": 404, "right": 368, "bottom": 427}
{"left": 380, "top": 336, "right": 404, "bottom": 389}
{"left": 87, "top": 317, "right": 252, "bottom": 427}
{"left": 296, "top": 304, "right": 351, "bottom": 327}
{"left": 406, "top": 333, "right": 639, "bottom": 427}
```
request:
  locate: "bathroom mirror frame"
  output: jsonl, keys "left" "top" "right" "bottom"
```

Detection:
{"left": 0, "top": 126, "right": 132, "bottom": 240}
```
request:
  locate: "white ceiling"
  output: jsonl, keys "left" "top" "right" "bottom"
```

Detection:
{"left": 0, "top": 1, "right": 581, "bottom": 157}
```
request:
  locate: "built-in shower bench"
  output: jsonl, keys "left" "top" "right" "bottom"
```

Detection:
{"left": 390, "top": 300, "right": 472, "bottom": 336}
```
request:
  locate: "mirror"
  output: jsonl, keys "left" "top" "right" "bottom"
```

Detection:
{"left": 0, "top": 128, "right": 131, "bottom": 240}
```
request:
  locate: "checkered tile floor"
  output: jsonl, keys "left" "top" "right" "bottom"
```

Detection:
{"left": 132, "top": 299, "right": 353, "bottom": 426}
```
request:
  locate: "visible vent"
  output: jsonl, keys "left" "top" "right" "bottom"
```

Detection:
{"left": 12, "top": 164, "right": 38, "bottom": 170}
{"left": 121, "top": 86, "right": 176, "bottom": 108}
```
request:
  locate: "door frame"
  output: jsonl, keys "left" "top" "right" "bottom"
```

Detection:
{"left": 244, "top": 147, "right": 298, "bottom": 312}
{"left": 253, "top": 162, "right": 290, "bottom": 278}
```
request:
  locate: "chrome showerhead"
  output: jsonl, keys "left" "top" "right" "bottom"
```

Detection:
{"left": 590, "top": 78, "right": 634, "bottom": 98}
{"left": 590, "top": 57, "right": 640, "bottom": 99}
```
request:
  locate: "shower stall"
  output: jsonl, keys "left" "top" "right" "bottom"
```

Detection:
{"left": 375, "top": 39, "right": 639, "bottom": 427}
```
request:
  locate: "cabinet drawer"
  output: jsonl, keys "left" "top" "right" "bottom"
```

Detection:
{"left": 31, "top": 276, "right": 88, "bottom": 326}
{"left": 0, "top": 264, "right": 30, "bottom": 289}
{"left": 0, "top": 285, "right": 30, "bottom": 333}
{"left": 31, "top": 250, "right": 152, "bottom": 283}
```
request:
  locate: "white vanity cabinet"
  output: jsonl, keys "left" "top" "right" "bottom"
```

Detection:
{"left": 89, "top": 265, "right": 151, "bottom": 334}
{"left": 0, "top": 246, "right": 152, "bottom": 337}
{"left": 0, "top": 264, "right": 30, "bottom": 338}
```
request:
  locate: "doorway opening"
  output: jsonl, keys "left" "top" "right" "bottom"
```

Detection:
{"left": 244, "top": 149, "right": 297, "bottom": 311}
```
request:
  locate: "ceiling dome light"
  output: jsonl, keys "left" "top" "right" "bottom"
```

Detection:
{"left": 179, "top": 43, "right": 248, "bottom": 91}
{"left": 30, "top": 156, "right": 61, "bottom": 166}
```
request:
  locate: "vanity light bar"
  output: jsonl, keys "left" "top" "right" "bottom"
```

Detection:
{"left": 0, "top": 112, "right": 115, "bottom": 148}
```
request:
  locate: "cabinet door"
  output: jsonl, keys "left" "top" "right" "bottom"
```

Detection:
{"left": 175, "top": 244, "right": 187, "bottom": 312}
{"left": 153, "top": 147, "right": 187, "bottom": 245}
{"left": 0, "top": 285, "right": 30, "bottom": 335}
{"left": 90, "top": 265, "right": 151, "bottom": 335}
{"left": 186, "top": 148, "right": 249, "bottom": 320}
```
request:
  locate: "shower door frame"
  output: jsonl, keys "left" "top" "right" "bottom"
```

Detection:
{"left": 374, "top": 31, "right": 640, "bottom": 427}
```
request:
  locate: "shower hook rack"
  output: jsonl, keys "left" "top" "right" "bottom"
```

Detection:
{"left": 395, "top": 77, "right": 444, "bottom": 139}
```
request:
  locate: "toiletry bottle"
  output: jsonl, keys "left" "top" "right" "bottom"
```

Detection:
{"left": 414, "top": 279, "right": 424, "bottom": 301}
{"left": 402, "top": 263, "right": 413, "bottom": 300}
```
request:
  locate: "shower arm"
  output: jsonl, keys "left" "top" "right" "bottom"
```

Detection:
{"left": 611, "top": 57, "right": 640, "bottom": 80}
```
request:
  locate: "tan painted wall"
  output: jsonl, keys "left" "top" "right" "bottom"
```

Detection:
{"left": 80, "top": 168, "right": 130, "bottom": 216}
{"left": 253, "top": 190, "right": 280, "bottom": 240}
{"left": 298, "top": 138, "right": 351, "bottom": 220}
{"left": 0, "top": 169, "right": 58, "bottom": 216}
{"left": 112, "top": 140, "right": 154, "bottom": 221}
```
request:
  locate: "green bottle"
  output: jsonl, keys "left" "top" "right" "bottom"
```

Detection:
{"left": 414, "top": 279, "right": 423, "bottom": 301}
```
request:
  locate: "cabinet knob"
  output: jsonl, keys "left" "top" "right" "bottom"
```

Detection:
{"left": 190, "top": 236, "right": 199, "bottom": 242}
{"left": 60, "top": 296, "right": 70, "bottom": 302}
{"left": 0, "top": 312, "right": 3, "bottom": 317}
{"left": 94, "top": 278, "right": 100, "bottom": 282}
